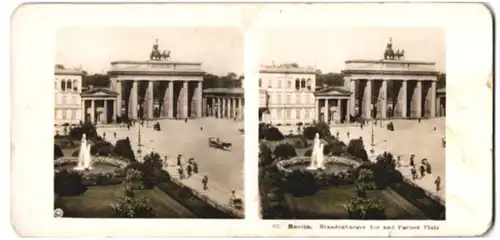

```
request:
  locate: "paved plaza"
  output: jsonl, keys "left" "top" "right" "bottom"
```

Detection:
{"left": 331, "top": 118, "right": 446, "bottom": 201}
{"left": 97, "top": 118, "right": 244, "bottom": 213}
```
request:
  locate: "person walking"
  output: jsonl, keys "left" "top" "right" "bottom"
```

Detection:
{"left": 426, "top": 162, "right": 432, "bottom": 174}
{"left": 411, "top": 166, "right": 417, "bottom": 180}
{"left": 192, "top": 160, "right": 199, "bottom": 174}
{"left": 178, "top": 166, "right": 184, "bottom": 180}
{"left": 177, "top": 154, "right": 182, "bottom": 166}
{"left": 186, "top": 164, "right": 192, "bottom": 178}
{"left": 409, "top": 154, "right": 415, "bottom": 167}
{"left": 419, "top": 164, "right": 426, "bottom": 179}
{"left": 435, "top": 176, "right": 441, "bottom": 192}
{"left": 202, "top": 176, "right": 208, "bottom": 191}
{"left": 347, "top": 131, "right": 350, "bottom": 139}
{"left": 113, "top": 132, "right": 117, "bottom": 139}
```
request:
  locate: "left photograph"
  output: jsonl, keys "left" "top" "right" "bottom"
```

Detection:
{"left": 53, "top": 27, "right": 245, "bottom": 218}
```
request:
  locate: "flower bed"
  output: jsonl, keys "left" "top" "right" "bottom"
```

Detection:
{"left": 54, "top": 156, "right": 129, "bottom": 169}
{"left": 277, "top": 156, "right": 361, "bottom": 174}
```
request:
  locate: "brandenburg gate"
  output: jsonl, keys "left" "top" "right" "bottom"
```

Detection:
{"left": 342, "top": 38, "right": 438, "bottom": 119}
{"left": 108, "top": 40, "right": 204, "bottom": 120}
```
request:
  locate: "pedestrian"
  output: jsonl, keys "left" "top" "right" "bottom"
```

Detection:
{"left": 186, "top": 164, "right": 192, "bottom": 177}
{"left": 103, "top": 132, "right": 106, "bottom": 140}
{"left": 127, "top": 123, "right": 130, "bottom": 130}
{"left": 409, "top": 154, "right": 415, "bottom": 167}
{"left": 418, "top": 118, "right": 421, "bottom": 123}
{"left": 185, "top": 118, "right": 188, "bottom": 123}
{"left": 336, "top": 130, "right": 339, "bottom": 139}
{"left": 411, "top": 167, "right": 417, "bottom": 180}
{"left": 435, "top": 176, "right": 441, "bottom": 191}
{"left": 113, "top": 132, "right": 117, "bottom": 138}
{"left": 177, "top": 154, "right": 182, "bottom": 166}
{"left": 178, "top": 166, "right": 184, "bottom": 180}
{"left": 419, "top": 164, "right": 426, "bottom": 178}
{"left": 426, "top": 162, "right": 432, "bottom": 174}
{"left": 347, "top": 131, "right": 350, "bottom": 139}
{"left": 200, "top": 125, "right": 203, "bottom": 131}
{"left": 202, "top": 176, "right": 208, "bottom": 191}
{"left": 164, "top": 156, "right": 168, "bottom": 167}
{"left": 397, "top": 156, "right": 402, "bottom": 167}
{"left": 192, "top": 160, "right": 199, "bottom": 174}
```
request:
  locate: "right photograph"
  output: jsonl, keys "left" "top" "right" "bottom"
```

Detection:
{"left": 258, "top": 27, "right": 446, "bottom": 220}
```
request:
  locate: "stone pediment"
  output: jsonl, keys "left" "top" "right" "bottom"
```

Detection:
{"left": 314, "top": 86, "right": 352, "bottom": 96}
{"left": 81, "top": 87, "right": 119, "bottom": 98}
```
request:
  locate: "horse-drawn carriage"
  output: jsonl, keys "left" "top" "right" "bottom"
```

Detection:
{"left": 208, "top": 137, "right": 232, "bottom": 151}
{"left": 229, "top": 197, "right": 243, "bottom": 210}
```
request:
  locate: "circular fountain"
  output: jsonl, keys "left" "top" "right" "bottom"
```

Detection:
{"left": 277, "top": 133, "right": 361, "bottom": 174}
{"left": 54, "top": 134, "right": 128, "bottom": 175}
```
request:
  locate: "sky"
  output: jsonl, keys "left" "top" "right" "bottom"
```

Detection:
{"left": 56, "top": 27, "right": 243, "bottom": 75}
{"left": 260, "top": 27, "right": 445, "bottom": 73}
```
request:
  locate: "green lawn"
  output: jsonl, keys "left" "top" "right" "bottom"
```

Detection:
{"left": 284, "top": 185, "right": 427, "bottom": 219}
{"left": 57, "top": 184, "right": 198, "bottom": 218}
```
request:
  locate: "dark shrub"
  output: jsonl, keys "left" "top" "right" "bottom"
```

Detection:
{"left": 325, "top": 140, "right": 346, "bottom": 156}
{"left": 259, "top": 123, "right": 268, "bottom": 140}
{"left": 143, "top": 152, "right": 170, "bottom": 183}
{"left": 273, "top": 143, "right": 297, "bottom": 159}
{"left": 290, "top": 135, "right": 309, "bottom": 149}
{"left": 259, "top": 143, "right": 274, "bottom": 167}
{"left": 54, "top": 144, "right": 64, "bottom": 160}
{"left": 54, "top": 170, "right": 87, "bottom": 196}
{"left": 265, "top": 127, "right": 284, "bottom": 141}
{"left": 91, "top": 140, "right": 114, "bottom": 156}
{"left": 114, "top": 137, "right": 136, "bottom": 161}
{"left": 283, "top": 170, "right": 318, "bottom": 197}
{"left": 126, "top": 162, "right": 154, "bottom": 189}
{"left": 314, "top": 170, "right": 331, "bottom": 187}
{"left": 68, "top": 122, "right": 98, "bottom": 140}
{"left": 303, "top": 122, "right": 332, "bottom": 140}
{"left": 347, "top": 138, "right": 369, "bottom": 161}
{"left": 344, "top": 197, "right": 386, "bottom": 219}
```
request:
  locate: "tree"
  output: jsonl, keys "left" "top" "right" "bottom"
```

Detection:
{"left": 114, "top": 137, "right": 136, "bottom": 161}
{"left": 303, "top": 122, "right": 332, "bottom": 140}
{"left": 264, "top": 127, "right": 284, "bottom": 141}
{"left": 343, "top": 197, "right": 386, "bottom": 219}
{"left": 347, "top": 138, "right": 369, "bottom": 161}
{"left": 125, "top": 168, "right": 143, "bottom": 190}
{"left": 69, "top": 122, "right": 98, "bottom": 140}
{"left": 259, "top": 143, "right": 274, "bottom": 167}
{"left": 82, "top": 73, "right": 111, "bottom": 88}
{"left": 143, "top": 152, "right": 170, "bottom": 183}
{"left": 316, "top": 72, "right": 345, "bottom": 88}
{"left": 273, "top": 143, "right": 297, "bottom": 159}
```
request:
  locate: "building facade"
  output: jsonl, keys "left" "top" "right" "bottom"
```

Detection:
{"left": 108, "top": 40, "right": 204, "bottom": 120}
{"left": 202, "top": 88, "right": 244, "bottom": 120}
{"left": 54, "top": 65, "right": 85, "bottom": 126}
{"left": 259, "top": 64, "right": 317, "bottom": 125}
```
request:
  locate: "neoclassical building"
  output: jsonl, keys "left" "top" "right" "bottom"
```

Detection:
{"left": 342, "top": 39, "right": 439, "bottom": 119}
{"left": 108, "top": 40, "right": 204, "bottom": 121}
{"left": 202, "top": 88, "right": 244, "bottom": 120}
{"left": 258, "top": 64, "right": 317, "bottom": 125}
{"left": 54, "top": 65, "right": 85, "bottom": 125}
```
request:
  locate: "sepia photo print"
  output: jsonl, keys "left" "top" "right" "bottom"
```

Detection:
{"left": 258, "top": 27, "right": 446, "bottom": 220}
{"left": 53, "top": 27, "right": 245, "bottom": 219}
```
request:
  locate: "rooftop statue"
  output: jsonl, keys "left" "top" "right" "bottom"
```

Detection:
{"left": 150, "top": 39, "right": 171, "bottom": 61}
{"left": 383, "top": 37, "right": 405, "bottom": 60}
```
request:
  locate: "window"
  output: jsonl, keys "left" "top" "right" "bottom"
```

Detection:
{"left": 277, "top": 109, "right": 282, "bottom": 118}
{"left": 307, "top": 78, "right": 312, "bottom": 90}
{"left": 72, "top": 96, "right": 77, "bottom": 105}
{"left": 62, "top": 109, "right": 67, "bottom": 120}
{"left": 296, "top": 94, "right": 301, "bottom": 104}
{"left": 73, "top": 80, "right": 78, "bottom": 91}
{"left": 287, "top": 80, "right": 292, "bottom": 89}
{"left": 286, "top": 110, "right": 291, "bottom": 119}
{"left": 277, "top": 94, "right": 281, "bottom": 104}
{"left": 295, "top": 109, "right": 300, "bottom": 119}
{"left": 71, "top": 110, "right": 76, "bottom": 120}
{"left": 286, "top": 94, "right": 291, "bottom": 104}
{"left": 54, "top": 80, "right": 58, "bottom": 90}
{"left": 66, "top": 80, "right": 72, "bottom": 90}
{"left": 305, "top": 109, "right": 310, "bottom": 119}
{"left": 295, "top": 79, "right": 300, "bottom": 90}
{"left": 277, "top": 79, "right": 282, "bottom": 88}
{"left": 267, "top": 78, "right": 272, "bottom": 88}
{"left": 61, "top": 80, "right": 66, "bottom": 91}
{"left": 301, "top": 78, "right": 306, "bottom": 88}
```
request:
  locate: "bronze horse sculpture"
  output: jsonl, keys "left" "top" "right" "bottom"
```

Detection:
{"left": 384, "top": 48, "right": 405, "bottom": 60}
{"left": 150, "top": 49, "right": 171, "bottom": 61}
